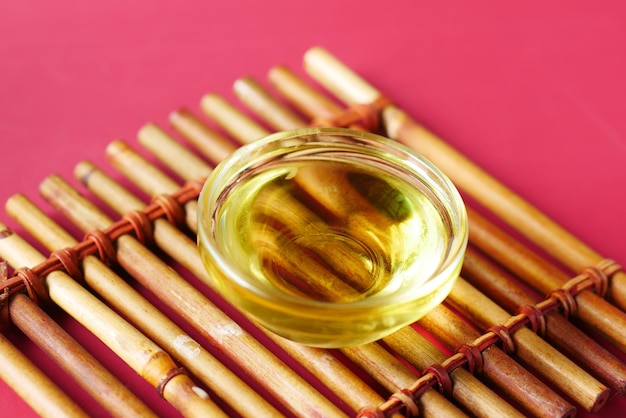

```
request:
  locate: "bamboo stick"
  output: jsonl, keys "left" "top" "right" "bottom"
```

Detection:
{"left": 7, "top": 293, "right": 157, "bottom": 418}
{"left": 103, "top": 139, "right": 199, "bottom": 233}
{"left": 382, "top": 327, "right": 523, "bottom": 418}
{"left": 169, "top": 108, "right": 237, "bottom": 163}
{"left": 269, "top": 64, "right": 343, "bottom": 120}
{"left": 300, "top": 46, "right": 626, "bottom": 311}
{"left": 419, "top": 304, "right": 576, "bottom": 418}
{"left": 38, "top": 175, "right": 349, "bottom": 418}
{"left": 169, "top": 95, "right": 523, "bottom": 418}
{"left": 200, "top": 93, "right": 269, "bottom": 143}
{"left": 233, "top": 76, "right": 305, "bottom": 130}
{"left": 0, "top": 313, "right": 89, "bottom": 418}
{"left": 340, "top": 343, "right": 468, "bottom": 418}
{"left": 138, "top": 123, "right": 211, "bottom": 184}
{"left": 74, "top": 158, "right": 389, "bottom": 413}
{"left": 462, "top": 245, "right": 626, "bottom": 395}
{"left": 447, "top": 278, "right": 609, "bottom": 412}
{"left": 467, "top": 207, "right": 626, "bottom": 354}
{"left": 0, "top": 222, "right": 224, "bottom": 418}
{"left": 5, "top": 194, "right": 283, "bottom": 418}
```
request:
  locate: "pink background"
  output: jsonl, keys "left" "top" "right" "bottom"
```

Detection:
{"left": 1, "top": 1, "right": 625, "bottom": 416}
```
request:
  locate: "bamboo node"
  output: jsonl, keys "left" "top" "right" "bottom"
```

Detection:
{"left": 516, "top": 304, "right": 547, "bottom": 336}
{"left": 156, "top": 367, "right": 187, "bottom": 399}
{"left": 122, "top": 210, "right": 154, "bottom": 247}
{"left": 421, "top": 364, "right": 452, "bottom": 398}
{"left": 50, "top": 247, "right": 84, "bottom": 284}
{"left": 487, "top": 325, "right": 516, "bottom": 354}
{"left": 456, "top": 343, "right": 484, "bottom": 374}
{"left": 310, "top": 96, "right": 392, "bottom": 133}
{"left": 84, "top": 230, "right": 118, "bottom": 266}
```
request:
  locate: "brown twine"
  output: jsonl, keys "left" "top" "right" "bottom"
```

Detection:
{"left": 122, "top": 211, "right": 154, "bottom": 247}
{"left": 310, "top": 96, "right": 392, "bottom": 133}
{"left": 50, "top": 248, "right": 84, "bottom": 284}
{"left": 516, "top": 304, "right": 547, "bottom": 336}
{"left": 456, "top": 343, "right": 484, "bottom": 374}
{"left": 151, "top": 194, "right": 186, "bottom": 228}
{"left": 421, "top": 364, "right": 452, "bottom": 398}
{"left": 83, "top": 230, "right": 117, "bottom": 266}
{"left": 360, "top": 257, "right": 623, "bottom": 417}
{"left": 0, "top": 181, "right": 204, "bottom": 326}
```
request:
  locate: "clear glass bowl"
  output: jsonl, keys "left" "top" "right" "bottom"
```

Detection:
{"left": 197, "top": 127, "right": 468, "bottom": 347}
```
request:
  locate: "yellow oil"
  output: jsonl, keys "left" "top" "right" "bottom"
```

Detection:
{"left": 209, "top": 159, "right": 450, "bottom": 305}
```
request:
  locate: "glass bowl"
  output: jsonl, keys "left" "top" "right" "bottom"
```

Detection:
{"left": 197, "top": 127, "right": 468, "bottom": 348}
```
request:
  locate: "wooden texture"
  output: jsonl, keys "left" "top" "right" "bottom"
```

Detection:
{"left": 5, "top": 194, "right": 282, "bottom": 418}
{"left": 447, "top": 278, "right": 609, "bottom": 412}
{"left": 0, "top": 317, "right": 89, "bottom": 418}
{"left": 0, "top": 222, "right": 224, "bottom": 418}
{"left": 38, "top": 175, "right": 350, "bottom": 417}
{"left": 75, "top": 158, "right": 387, "bottom": 414}
{"left": 462, "top": 245, "right": 626, "bottom": 395}
{"left": 419, "top": 305, "right": 576, "bottom": 418}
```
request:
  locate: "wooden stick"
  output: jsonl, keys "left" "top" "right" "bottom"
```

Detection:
{"left": 268, "top": 64, "right": 343, "bottom": 120}
{"left": 0, "top": 314, "right": 89, "bottom": 418}
{"left": 5, "top": 194, "right": 282, "bottom": 418}
{"left": 447, "top": 277, "right": 609, "bottom": 412}
{"left": 340, "top": 343, "right": 468, "bottom": 418}
{"left": 462, "top": 245, "right": 626, "bottom": 395}
{"left": 38, "top": 174, "right": 349, "bottom": 418}
{"left": 7, "top": 292, "right": 157, "bottom": 418}
{"left": 169, "top": 95, "right": 523, "bottom": 418}
{"left": 169, "top": 108, "right": 237, "bottom": 163}
{"left": 0, "top": 222, "right": 225, "bottom": 418}
{"left": 382, "top": 327, "right": 524, "bottom": 418}
{"left": 201, "top": 93, "right": 269, "bottom": 143}
{"left": 234, "top": 76, "right": 306, "bottom": 130}
{"left": 104, "top": 139, "right": 198, "bottom": 232}
{"left": 468, "top": 207, "right": 626, "bottom": 354}
{"left": 301, "top": 46, "right": 626, "bottom": 311}
{"left": 419, "top": 304, "right": 576, "bottom": 418}
{"left": 138, "top": 123, "right": 211, "bottom": 183}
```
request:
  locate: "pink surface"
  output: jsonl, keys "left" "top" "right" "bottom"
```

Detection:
{"left": 1, "top": 1, "right": 625, "bottom": 416}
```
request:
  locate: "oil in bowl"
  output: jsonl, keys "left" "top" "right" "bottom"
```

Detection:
{"left": 197, "top": 128, "right": 468, "bottom": 348}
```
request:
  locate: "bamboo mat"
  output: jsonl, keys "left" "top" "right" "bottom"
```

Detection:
{"left": 0, "top": 47, "right": 625, "bottom": 418}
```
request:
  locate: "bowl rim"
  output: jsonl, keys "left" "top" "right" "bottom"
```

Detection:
{"left": 197, "top": 127, "right": 468, "bottom": 317}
